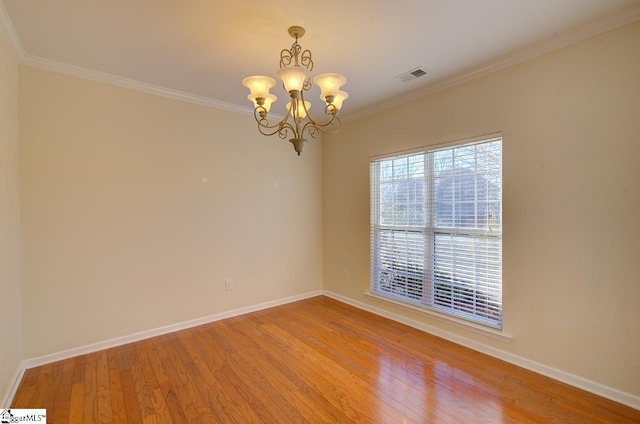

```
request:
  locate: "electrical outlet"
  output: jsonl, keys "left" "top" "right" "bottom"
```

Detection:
{"left": 225, "top": 279, "right": 233, "bottom": 290}
{"left": 343, "top": 269, "right": 349, "bottom": 279}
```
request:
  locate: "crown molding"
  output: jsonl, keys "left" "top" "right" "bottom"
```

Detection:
{"left": 343, "top": 3, "right": 640, "bottom": 123}
{"left": 20, "top": 54, "right": 256, "bottom": 116}
{"left": 19, "top": 54, "right": 289, "bottom": 119}
{"left": 0, "top": 0, "right": 24, "bottom": 59}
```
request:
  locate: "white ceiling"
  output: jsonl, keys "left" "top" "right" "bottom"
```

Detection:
{"left": 2, "top": 0, "right": 639, "bottom": 121}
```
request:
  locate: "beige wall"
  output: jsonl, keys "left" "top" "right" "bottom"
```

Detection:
{"left": 323, "top": 21, "right": 640, "bottom": 396}
{"left": 19, "top": 66, "right": 323, "bottom": 358}
{"left": 0, "top": 33, "right": 22, "bottom": 401}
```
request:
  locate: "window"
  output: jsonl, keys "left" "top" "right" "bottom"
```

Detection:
{"left": 370, "top": 135, "right": 502, "bottom": 328}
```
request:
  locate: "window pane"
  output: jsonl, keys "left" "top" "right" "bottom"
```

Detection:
{"left": 435, "top": 202, "right": 452, "bottom": 227}
{"left": 380, "top": 160, "right": 393, "bottom": 182}
{"left": 453, "top": 145, "right": 475, "bottom": 173}
{"left": 433, "top": 233, "right": 502, "bottom": 324}
{"left": 433, "top": 142, "right": 501, "bottom": 231}
{"left": 408, "top": 155, "right": 424, "bottom": 178}
{"left": 376, "top": 229, "right": 424, "bottom": 301}
{"left": 434, "top": 176, "right": 453, "bottom": 202}
{"left": 380, "top": 182, "right": 394, "bottom": 225}
{"left": 459, "top": 175, "right": 476, "bottom": 202}
{"left": 434, "top": 150, "right": 453, "bottom": 176}
{"left": 393, "top": 158, "right": 408, "bottom": 179}
{"left": 477, "top": 141, "right": 502, "bottom": 172}
{"left": 378, "top": 155, "right": 425, "bottom": 226}
{"left": 487, "top": 173, "right": 501, "bottom": 201}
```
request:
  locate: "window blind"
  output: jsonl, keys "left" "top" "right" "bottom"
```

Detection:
{"left": 370, "top": 136, "right": 502, "bottom": 328}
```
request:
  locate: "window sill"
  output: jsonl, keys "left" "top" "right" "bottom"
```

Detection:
{"left": 363, "top": 291, "right": 512, "bottom": 342}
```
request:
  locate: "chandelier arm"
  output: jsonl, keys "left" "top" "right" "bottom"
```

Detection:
{"left": 279, "top": 48, "right": 293, "bottom": 68}
{"left": 256, "top": 121, "right": 284, "bottom": 137}
{"left": 301, "top": 121, "right": 320, "bottom": 139}
{"left": 275, "top": 117, "right": 299, "bottom": 139}
{"left": 257, "top": 120, "right": 297, "bottom": 140}
{"left": 300, "top": 49, "right": 313, "bottom": 72}
{"left": 297, "top": 89, "right": 339, "bottom": 129}
{"left": 302, "top": 109, "right": 341, "bottom": 131}
{"left": 299, "top": 120, "right": 330, "bottom": 138}
{"left": 277, "top": 122, "right": 296, "bottom": 140}
{"left": 253, "top": 108, "right": 280, "bottom": 133}
{"left": 325, "top": 103, "right": 338, "bottom": 116}
{"left": 253, "top": 108, "right": 297, "bottom": 139}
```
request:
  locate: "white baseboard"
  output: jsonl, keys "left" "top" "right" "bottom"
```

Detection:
{"left": 322, "top": 290, "right": 640, "bottom": 411}
{"left": 4, "top": 290, "right": 322, "bottom": 405}
{"left": 1, "top": 366, "right": 25, "bottom": 407}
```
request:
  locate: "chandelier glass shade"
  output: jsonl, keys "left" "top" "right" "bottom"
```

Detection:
{"left": 242, "top": 26, "right": 348, "bottom": 155}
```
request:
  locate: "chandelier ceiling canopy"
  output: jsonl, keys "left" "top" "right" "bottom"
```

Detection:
{"left": 242, "top": 26, "right": 348, "bottom": 156}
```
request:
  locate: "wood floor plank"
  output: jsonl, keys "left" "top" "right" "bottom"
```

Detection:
{"left": 83, "top": 353, "right": 99, "bottom": 423}
{"left": 146, "top": 387, "right": 174, "bottom": 424}
{"left": 158, "top": 380, "right": 190, "bottom": 424}
{"left": 11, "top": 367, "right": 39, "bottom": 408}
{"left": 106, "top": 348, "right": 128, "bottom": 424}
{"left": 67, "top": 383, "right": 84, "bottom": 424}
{"left": 119, "top": 369, "right": 144, "bottom": 424}
{"left": 30, "top": 363, "right": 54, "bottom": 413}
{"left": 10, "top": 296, "right": 640, "bottom": 423}
{"left": 131, "top": 343, "right": 164, "bottom": 420}
{"left": 158, "top": 346, "right": 203, "bottom": 423}
{"left": 95, "top": 351, "right": 113, "bottom": 424}
{"left": 51, "top": 358, "right": 75, "bottom": 423}
{"left": 108, "top": 368, "right": 128, "bottom": 424}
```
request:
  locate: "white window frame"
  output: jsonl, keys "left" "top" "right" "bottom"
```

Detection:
{"left": 370, "top": 133, "right": 503, "bottom": 329}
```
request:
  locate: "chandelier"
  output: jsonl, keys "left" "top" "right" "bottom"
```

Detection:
{"left": 242, "top": 26, "right": 348, "bottom": 156}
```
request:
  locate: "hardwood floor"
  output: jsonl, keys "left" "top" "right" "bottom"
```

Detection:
{"left": 11, "top": 296, "right": 640, "bottom": 423}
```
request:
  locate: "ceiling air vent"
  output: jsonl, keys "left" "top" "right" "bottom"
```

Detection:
{"left": 396, "top": 67, "right": 430, "bottom": 83}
